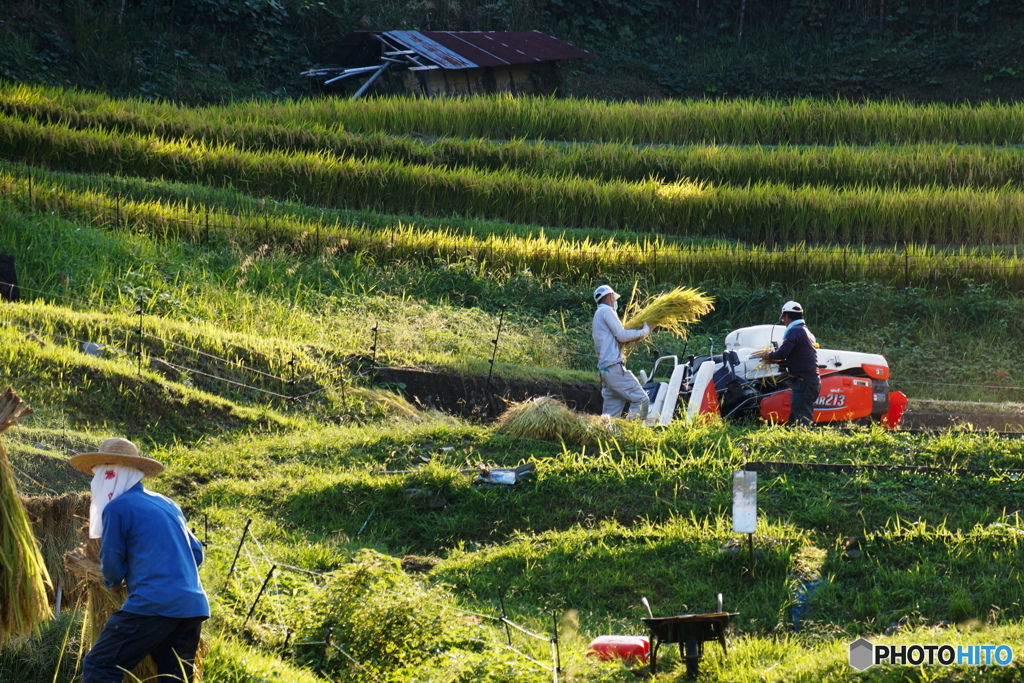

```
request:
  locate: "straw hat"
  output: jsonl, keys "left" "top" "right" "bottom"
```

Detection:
{"left": 69, "top": 437, "right": 165, "bottom": 478}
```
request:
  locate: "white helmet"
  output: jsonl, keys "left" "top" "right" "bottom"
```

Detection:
{"left": 593, "top": 285, "right": 619, "bottom": 303}
{"left": 781, "top": 301, "right": 804, "bottom": 315}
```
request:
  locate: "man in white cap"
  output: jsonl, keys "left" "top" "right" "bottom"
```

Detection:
{"left": 592, "top": 284, "right": 651, "bottom": 419}
{"left": 71, "top": 437, "right": 209, "bottom": 683}
{"left": 751, "top": 301, "right": 820, "bottom": 426}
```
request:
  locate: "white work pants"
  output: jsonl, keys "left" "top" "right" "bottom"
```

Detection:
{"left": 600, "top": 364, "right": 649, "bottom": 420}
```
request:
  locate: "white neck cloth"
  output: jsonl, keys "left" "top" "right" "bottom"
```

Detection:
{"left": 89, "top": 464, "right": 145, "bottom": 538}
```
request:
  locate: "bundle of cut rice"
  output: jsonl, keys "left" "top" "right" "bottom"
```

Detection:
{"left": 66, "top": 530, "right": 209, "bottom": 682}
{"left": 0, "top": 387, "right": 51, "bottom": 646}
{"left": 66, "top": 537, "right": 159, "bottom": 682}
{"left": 622, "top": 287, "right": 715, "bottom": 340}
{"left": 22, "top": 492, "right": 90, "bottom": 608}
{"left": 496, "top": 396, "right": 612, "bottom": 443}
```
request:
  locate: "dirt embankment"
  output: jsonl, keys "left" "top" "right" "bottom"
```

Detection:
{"left": 903, "top": 400, "right": 1024, "bottom": 432}
{"left": 376, "top": 367, "right": 601, "bottom": 418}
{"left": 378, "top": 367, "right": 1024, "bottom": 432}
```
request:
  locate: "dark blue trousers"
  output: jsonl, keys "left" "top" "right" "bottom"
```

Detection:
{"left": 82, "top": 610, "right": 206, "bottom": 682}
{"left": 788, "top": 377, "right": 821, "bottom": 427}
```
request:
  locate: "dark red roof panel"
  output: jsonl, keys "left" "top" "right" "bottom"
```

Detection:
{"left": 383, "top": 30, "right": 594, "bottom": 69}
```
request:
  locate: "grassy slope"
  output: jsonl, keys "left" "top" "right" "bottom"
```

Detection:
{"left": 3, "top": 224, "right": 1024, "bottom": 681}
{"left": 7, "top": 407, "right": 1024, "bottom": 681}
{"left": 2, "top": 92, "right": 1024, "bottom": 682}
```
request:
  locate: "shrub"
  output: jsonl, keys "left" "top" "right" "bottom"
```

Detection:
{"left": 289, "top": 549, "right": 480, "bottom": 682}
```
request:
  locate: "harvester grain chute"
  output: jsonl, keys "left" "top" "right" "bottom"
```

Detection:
{"left": 638, "top": 324, "right": 907, "bottom": 428}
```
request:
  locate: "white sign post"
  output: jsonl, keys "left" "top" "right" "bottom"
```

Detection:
{"left": 732, "top": 470, "right": 757, "bottom": 578}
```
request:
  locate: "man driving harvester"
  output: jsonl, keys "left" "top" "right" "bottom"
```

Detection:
{"left": 592, "top": 284, "right": 651, "bottom": 419}
{"left": 751, "top": 301, "right": 820, "bottom": 426}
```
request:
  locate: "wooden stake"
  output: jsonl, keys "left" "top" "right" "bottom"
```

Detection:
{"left": 747, "top": 533, "right": 755, "bottom": 580}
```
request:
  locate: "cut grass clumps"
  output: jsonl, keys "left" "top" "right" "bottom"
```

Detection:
{"left": 495, "top": 396, "right": 610, "bottom": 444}
{"left": 10, "top": 84, "right": 1024, "bottom": 682}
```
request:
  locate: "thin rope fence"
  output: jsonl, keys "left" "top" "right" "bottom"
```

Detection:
{"left": 9, "top": 281, "right": 304, "bottom": 372}
{"left": 214, "top": 522, "right": 565, "bottom": 681}
{"left": 2, "top": 276, "right": 595, "bottom": 399}
{"left": 6, "top": 276, "right": 1024, "bottom": 418}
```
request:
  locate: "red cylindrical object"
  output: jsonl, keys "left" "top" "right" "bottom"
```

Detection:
{"left": 587, "top": 635, "right": 650, "bottom": 662}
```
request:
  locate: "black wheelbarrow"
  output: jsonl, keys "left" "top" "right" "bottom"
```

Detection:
{"left": 641, "top": 611, "right": 738, "bottom": 678}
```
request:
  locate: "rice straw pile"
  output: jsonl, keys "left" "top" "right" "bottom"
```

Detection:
{"left": 496, "top": 396, "right": 611, "bottom": 443}
{"left": 622, "top": 286, "right": 715, "bottom": 340}
{"left": 22, "top": 492, "right": 90, "bottom": 608}
{"left": 0, "top": 386, "right": 52, "bottom": 645}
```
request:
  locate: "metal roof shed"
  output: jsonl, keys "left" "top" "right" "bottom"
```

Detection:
{"left": 303, "top": 30, "right": 595, "bottom": 98}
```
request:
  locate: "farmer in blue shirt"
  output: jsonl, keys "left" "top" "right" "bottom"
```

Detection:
{"left": 71, "top": 438, "right": 209, "bottom": 682}
{"left": 752, "top": 301, "right": 820, "bottom": 426}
